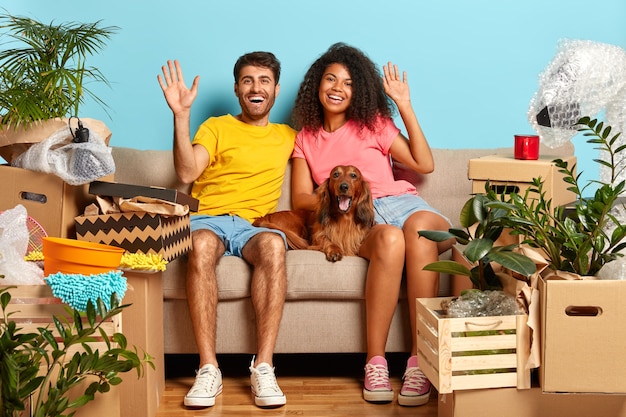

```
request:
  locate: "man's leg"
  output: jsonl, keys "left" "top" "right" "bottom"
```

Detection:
{"left": 184, "top": 229, "right": 225, "bottom": 407}
{"left": 242, "top": 231, "right": 287, "bottom": 407}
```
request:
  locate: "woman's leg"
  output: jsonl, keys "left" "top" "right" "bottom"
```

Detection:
{"left": 403, "top": 210, "right": 453, "bottom": 355}
{"left": 358, "top": 224, "right": 405, "bottom": 402}
{"left": 359, "top": 224, "right": 406, "bottom": 360}
{"left": 399, "top": 210, "right": 452, "bottom": 406}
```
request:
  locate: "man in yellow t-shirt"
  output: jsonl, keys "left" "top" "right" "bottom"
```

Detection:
{"left": 157, "top": 53, "right": 295, "bottom": 409}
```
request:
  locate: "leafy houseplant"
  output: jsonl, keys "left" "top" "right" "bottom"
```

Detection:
{"left": 418, "top": 191, "right": 537, "bottom": 292}
{"left": 0, "top": 13, "right": 118, "bottom": 128}
{"left": 494, "top": 117, "right": 626, "bottom": 277}
{"left": 0, "top": 285, "right": 153, "bottom": 417}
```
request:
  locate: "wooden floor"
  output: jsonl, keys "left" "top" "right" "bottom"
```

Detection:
{"left": 156, "top": 353, "right": 439, "bottom": 417}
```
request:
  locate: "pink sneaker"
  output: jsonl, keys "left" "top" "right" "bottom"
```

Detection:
{"left": 398, "top": 356, "right": 431, "bottom": 406}
{"left": 362, "top": 356, "right": 394, "bottom": 403}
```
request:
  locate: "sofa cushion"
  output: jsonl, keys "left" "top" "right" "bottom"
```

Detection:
{"left": 163, "top": 250, "right": 369, "bottom": 301}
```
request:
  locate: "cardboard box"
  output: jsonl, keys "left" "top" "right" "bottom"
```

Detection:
{"left": 118, "top": 271, "right": 165, "bottom": 417}
{"left": 75, "top": 211, "right": 192, "bottom": 261}
{"left": 2, "top": 285, "right": 121, "bottom": 417}
{"left": 438, "top": 386, "right": 626, "bottom": 417}
{"left": 0, "top": 165, "right": 100, "bottom": 238}
{"left": 89, "top": 180, "right": 199, "bottom": 212}
{"left": 468, "top": 154, "right": 577, "bottom": 207}
{"left": 416, "top": 297, "right": 531, "bottom": 394}
{"left": 0, "top": 118, "right": 112, "bottom": 164}
{"left": 539, "top": 277, "right": 626, "bottom": 393}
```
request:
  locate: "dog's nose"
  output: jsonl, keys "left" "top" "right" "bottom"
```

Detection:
{"left": 340, "top": 182, "right": 349, "bottom": 192}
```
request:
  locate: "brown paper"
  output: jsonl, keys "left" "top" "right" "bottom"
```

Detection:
{"left": 116, "top": 196, "right": 189, "bottom": 216}
{"left": 91, "top": 195, "right": 188, "bottom": 217}
{"left": 542, "top": 268, "right": 598, "bottom": 281}
{"left": 498, "top": 246, "right": 551, "bottom": 370}
{"left": 95, "top": 196, "right": 120, "bottom": 214}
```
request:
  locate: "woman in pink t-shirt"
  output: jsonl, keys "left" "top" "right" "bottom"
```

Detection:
{"left": 291, "top": 43, "right": 453, "bottom": 407}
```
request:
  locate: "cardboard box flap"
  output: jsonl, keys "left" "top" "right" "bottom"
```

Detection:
{"left": 468, "top": 154, "right": 576, "bottom": 182}
{"left": 89, "top": 181, "right": 199, "bottom": 212}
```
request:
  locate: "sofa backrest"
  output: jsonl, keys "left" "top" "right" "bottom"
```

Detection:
{"left": 111, "top": 143, "right": 574, "bottom": 226}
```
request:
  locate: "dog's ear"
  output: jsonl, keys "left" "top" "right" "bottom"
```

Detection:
{"left": 356, "top": 180, "right": 376, "bottom": 227}
{"left": 316, "top": 180, "right": 331, "bottom": 225}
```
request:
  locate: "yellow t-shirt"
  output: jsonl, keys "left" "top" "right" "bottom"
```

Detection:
{"left": 190, "top": 114, "right": 296, "bottom": 222}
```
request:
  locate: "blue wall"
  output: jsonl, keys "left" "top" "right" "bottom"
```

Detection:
{"left": 4, "top": 0, "right": 626, "bottom": 185}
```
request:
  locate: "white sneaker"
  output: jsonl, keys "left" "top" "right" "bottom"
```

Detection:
{"left": 249, "top": 357, "right": 286, "bottom": 407}
{"left": 184, "top": 364, "right": 223, "bottom": 407}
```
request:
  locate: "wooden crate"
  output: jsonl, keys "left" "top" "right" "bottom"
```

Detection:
{"left": 2, "top": 285, "right": 121, "bottom": 417}
{"left": 416, "top": 297, "right": 531, "bottom": 394}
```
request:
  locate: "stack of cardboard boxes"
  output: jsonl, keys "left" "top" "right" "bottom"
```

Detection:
{"left": 0, "top": 124, "right": 195, "bottom": 417}
{"left": 0, "top": 119, "right": 113, "bottom": 238}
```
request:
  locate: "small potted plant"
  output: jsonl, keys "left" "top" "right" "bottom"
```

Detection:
{"left": 415, "top": 195, "right": 537, "bottom": 393}
{"left": 418, "top": 189, "right": 537, "bottom": 293}
{"left": 0, "top": 12, "right": 118, "bottom": 164}
{"left": 418, "top": 186, "right": 538, "bottom": 320}
{"left": 0, "top": 13, "right": 118, "bottom": 128}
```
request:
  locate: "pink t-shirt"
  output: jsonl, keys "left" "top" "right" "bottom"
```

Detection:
{"left": 292, "top": 116, "right": 417, "bottom": 199}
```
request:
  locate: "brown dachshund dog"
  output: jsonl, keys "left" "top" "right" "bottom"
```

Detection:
{"left": 253, "top": 165, "right": 375, "bottom": 262}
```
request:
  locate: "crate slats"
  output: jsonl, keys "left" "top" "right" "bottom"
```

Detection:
{"left": 416, "top": 297, "right": 531, "bottom": 394}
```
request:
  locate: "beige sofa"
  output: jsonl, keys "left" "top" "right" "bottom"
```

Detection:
{"left": 110, "top": 143, "right": 573, "bottom": 355}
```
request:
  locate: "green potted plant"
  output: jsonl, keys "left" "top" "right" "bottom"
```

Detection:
{"left": 418, "top": 190, "right": 537, "bottom": 292}
{"left": 415, "top": 195, "right": 536, "bottom": 392}
{"left": 0, "top": 12, "right": 118, "bottom": 165}
{"left": 491, "top": 117, "right": 626, "bottom": 394}
{"left": 0, "top": 285, "right": 153, "bottom": 417}
{"left": 493, "top": 116, "right": 626, "bottom": 277}
{"left": 0, "top": 13, "right": 118, "bottom": 128}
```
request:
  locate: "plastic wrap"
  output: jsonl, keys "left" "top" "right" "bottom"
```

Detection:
{"left": 528, "top": 40, "right": 626, "bottom": 182}
{"left": 11, "top": 121, "right": 115, "bottom": 185}
{"left": 0, "top": 205, "right": 45, "bottom": 285}
{"left": 443, "top": 290, "right": 522, "bottom": 318}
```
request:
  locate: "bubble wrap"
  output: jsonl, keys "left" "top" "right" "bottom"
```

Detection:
{"left": 0, "top": 205, "right": 45, "bottom": 285}
{"left": 12, "top": 120, "right": 115, "bottom": 185}
{"left": 444, "top": 290, "right": 521, "bottom": 318}
{"left": 528, "top": 40, "right": 626, "bottom": 180}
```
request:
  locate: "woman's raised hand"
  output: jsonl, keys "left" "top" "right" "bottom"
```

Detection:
{"left": 382, "top": 61, "right": 410, "bottom": 105}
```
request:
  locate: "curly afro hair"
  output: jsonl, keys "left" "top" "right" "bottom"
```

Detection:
{"left": 292, "top": 42, "right": 393, "bottom": 134}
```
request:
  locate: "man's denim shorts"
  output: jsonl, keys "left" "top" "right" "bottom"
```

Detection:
{"left": 190, "top": 214, "right": 287, "bottom": 257}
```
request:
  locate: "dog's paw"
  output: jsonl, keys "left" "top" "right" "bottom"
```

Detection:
{"left": 325, "top": 247, "right": 344, "bottom": 262}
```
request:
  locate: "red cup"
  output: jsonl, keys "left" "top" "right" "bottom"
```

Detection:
{"left": 514, "top": 135, "right": 540, "bottom": 160}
